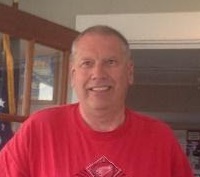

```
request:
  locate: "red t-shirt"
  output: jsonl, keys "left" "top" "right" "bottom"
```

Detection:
{"left": 0, "top": 103, "right": 194, "bottom": 176}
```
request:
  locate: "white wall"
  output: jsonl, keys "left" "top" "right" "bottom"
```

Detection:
{"left": 76, "top": 13, "right": 200, "bottom": 44}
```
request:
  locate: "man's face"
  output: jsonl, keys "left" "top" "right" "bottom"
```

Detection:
{"left": 71, "top": 33, "right": 133, "bottom": 111}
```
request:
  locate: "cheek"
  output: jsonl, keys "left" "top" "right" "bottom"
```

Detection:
{"left": 117, "top": 70, "right": 133, "bottom": 87}
{"left": 71, "top": 71, "right": 88, "bottom": 89}
{"left": 71, "top": 70, "right": 80, "bottom": 88}
{"left": 112, "top": 73, "right": 127, "bottom": 89}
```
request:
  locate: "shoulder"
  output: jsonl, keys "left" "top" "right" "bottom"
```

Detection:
{"left": 126, "top": 108, "right": 176, "bottom": 140}
{"left": 13, "top": 103, "right": 79, "bottom": 140}
{"left": 23, "top": 103, "right": 79, "bottom": 127}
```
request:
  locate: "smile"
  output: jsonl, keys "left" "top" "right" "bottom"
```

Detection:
{"left": 89, "top": 86, "right": 111, "bottom": 92}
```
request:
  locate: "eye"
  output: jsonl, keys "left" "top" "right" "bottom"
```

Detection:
{"left": 106, "top": 58, "right": 117, "bottom": 66}
{"left": 80, "top": 60, "right": 93, "bottom": 68}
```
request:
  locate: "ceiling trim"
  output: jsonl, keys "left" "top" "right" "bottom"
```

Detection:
{"left": 129, "top": 39, "right": 200, "bottom": 49}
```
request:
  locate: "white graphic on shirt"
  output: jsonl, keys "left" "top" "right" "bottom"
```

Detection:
{"left": 86, "top": 156, "right": 122, "bottom": 177}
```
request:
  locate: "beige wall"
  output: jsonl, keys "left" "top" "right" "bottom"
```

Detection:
{"left": 1, "top": 0, "right": 200, "bottom": 29}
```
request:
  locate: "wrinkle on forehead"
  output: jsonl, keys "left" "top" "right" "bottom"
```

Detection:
{"left": 71, "top": 33, "right": 130, "bottom": 63}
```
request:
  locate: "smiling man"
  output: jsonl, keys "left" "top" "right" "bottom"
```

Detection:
{"left": 0, "top": 25, "right": 194, "bottom": 177}
{"left": 70, "top": 27, "right": 133, "bottom": 132}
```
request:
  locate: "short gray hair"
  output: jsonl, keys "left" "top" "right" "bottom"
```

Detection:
{"left": 70, "top": 25, "right": 131, "bottom": 60}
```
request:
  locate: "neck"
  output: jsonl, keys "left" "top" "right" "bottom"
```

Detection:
{"left": 79, "top": 104, "right": 126, "bottom": 132}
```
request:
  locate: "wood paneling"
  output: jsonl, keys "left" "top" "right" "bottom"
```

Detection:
{"left": 0, "top": 3, "right": 79, "bottom": 51}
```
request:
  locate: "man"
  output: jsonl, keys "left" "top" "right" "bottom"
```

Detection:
{"left": 0, "top": 25, "right": 194, "bottom": 176}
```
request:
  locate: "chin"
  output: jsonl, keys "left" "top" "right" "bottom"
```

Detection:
{"left": 89, "top": 102, "right": 111, "bottom": 110}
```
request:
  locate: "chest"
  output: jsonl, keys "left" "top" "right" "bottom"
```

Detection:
{"left": 30, "top": 130, "right": 171, "bottom": 177}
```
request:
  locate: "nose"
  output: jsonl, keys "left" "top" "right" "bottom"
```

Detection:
{"left": 91, "top": 63, "right": 107, "bottom": 80}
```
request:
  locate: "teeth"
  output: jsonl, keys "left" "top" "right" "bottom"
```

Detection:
{"left": 91, "top": 86, "right": 110, "bottom": 91}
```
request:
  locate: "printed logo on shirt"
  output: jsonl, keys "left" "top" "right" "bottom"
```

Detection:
{"left": 75, "top": 156, "right": 126, "bottom": 176}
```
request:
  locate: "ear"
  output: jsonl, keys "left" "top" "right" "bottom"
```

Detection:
{"left": 69, "top": 62, "right": 76, "bottom": 87}
{"left": 128, "top": 61, "right": 134, "bottom": 85}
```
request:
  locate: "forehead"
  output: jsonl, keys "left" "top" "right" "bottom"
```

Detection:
{"left": 75, "top": 33, "right": 125, "bottom": 51}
